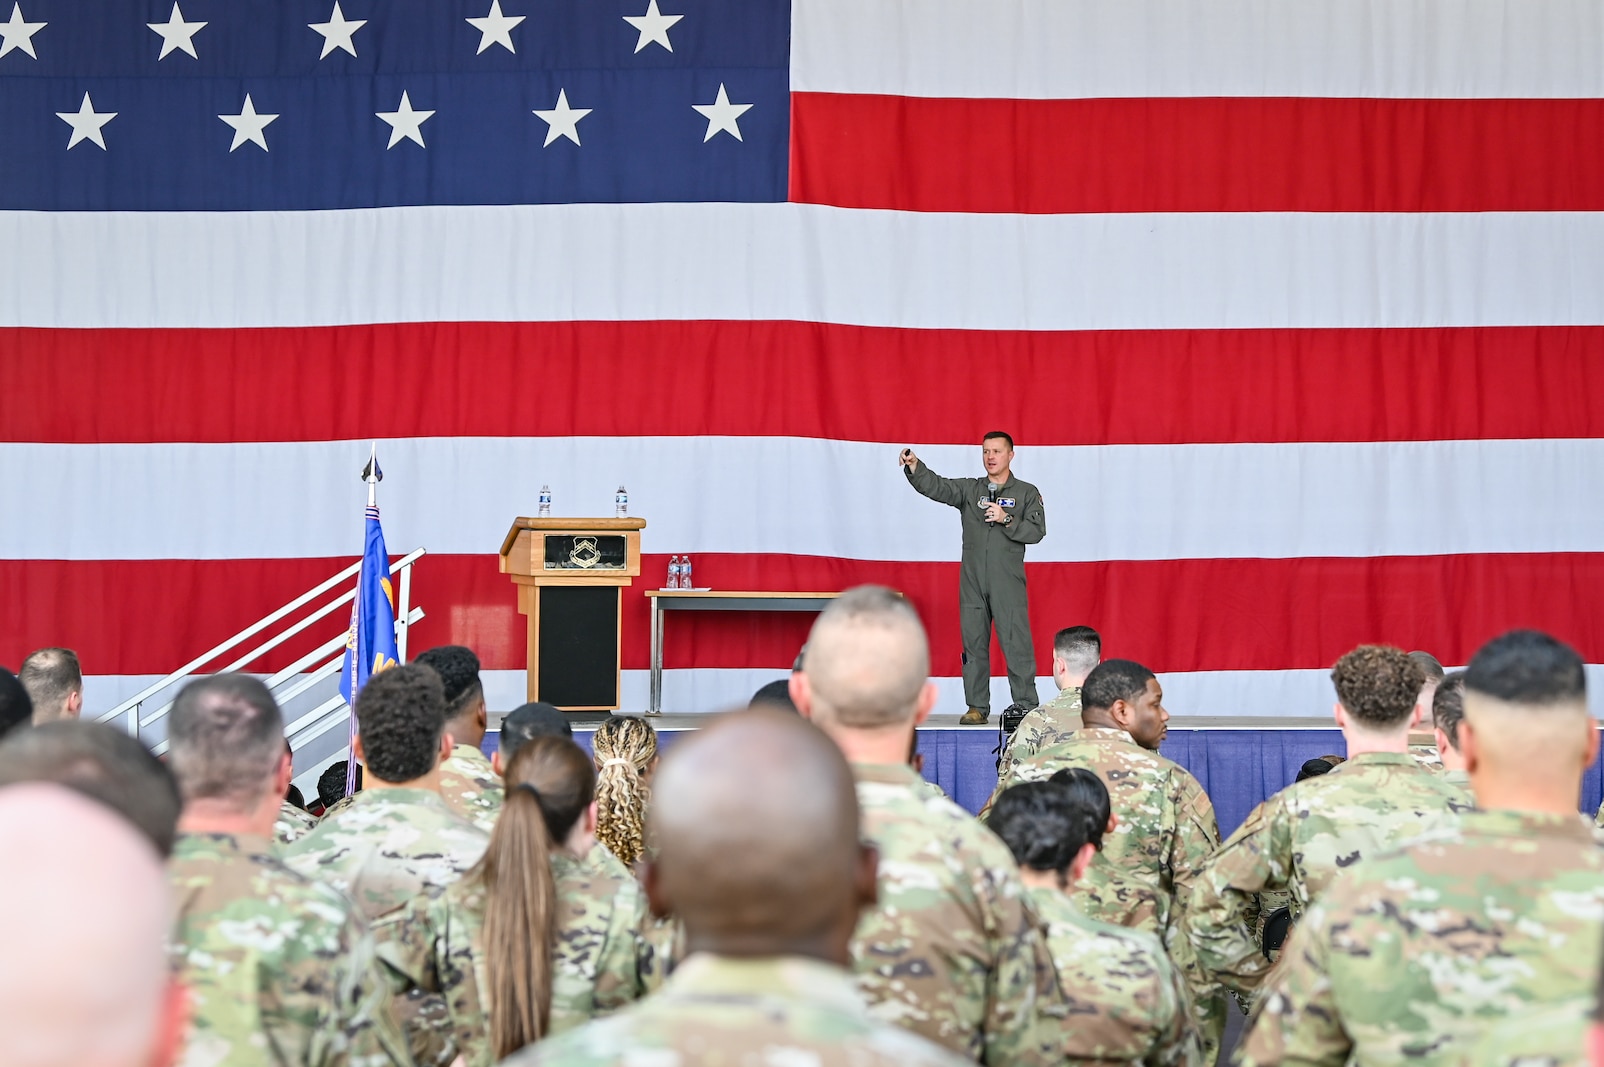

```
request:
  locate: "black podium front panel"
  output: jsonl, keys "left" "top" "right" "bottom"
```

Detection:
{"left": 536, "top": 585, "right": 620, "bottom": 708}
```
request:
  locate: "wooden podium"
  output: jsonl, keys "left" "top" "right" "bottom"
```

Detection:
{"left": 499, "top": 516, "right": 646, "bottom": 711}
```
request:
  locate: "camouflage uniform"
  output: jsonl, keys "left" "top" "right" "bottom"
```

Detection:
{"left": 1407, "top": 742, "right": 1443, "bottom": 772}
{"left": 1186, "top": 751, "right": 1469, "bottom": 998}
{"left": 850, "top": 762, "right": 1060, "bottom": 1066}
{"left": 437, "top": 743, "right": 502, "bottom": 835}
{"left": 1001, "top": 686, "right": 1082, "bottom": 774}
{"left": 1000, "top": 727, "right": 1225, "bottom": 1060}
{"left": 503, "top": 954, "right": 974, "bottom": 1067}
{"left": 283, "top": 787, "right": 488, "bottom": 924}
{"left": 383, "top": 850, "right": 652, "bottom": 1066}
{"left": 1028, "top": 886, "right": 1203, "bottom": 1067}
{"left": 276, "top": 799, "right": 320, "bottom": 848}
{"left": 167, "top": 832, "right": 414, "bottom": 1067}
{"left": 1236, "top": 809, "right": 1604, "bottom": 1067}
{"left": 1440, "top": 767, "right": 1473, "bottom": 803}
{"left": 322, "top": 793, "right": 360, "bottom": 821}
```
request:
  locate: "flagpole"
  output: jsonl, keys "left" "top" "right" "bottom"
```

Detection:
{"left": 346, "top": 443, "right": 383, "bottom": 797}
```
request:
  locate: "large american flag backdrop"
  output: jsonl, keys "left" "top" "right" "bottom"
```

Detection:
{"left": 3, "top": 0, "right": 1602, "bottom": 719}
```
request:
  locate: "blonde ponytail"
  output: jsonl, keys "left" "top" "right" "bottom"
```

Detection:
{"left": 592, "top": 716, "right": 657, "bottom": 868}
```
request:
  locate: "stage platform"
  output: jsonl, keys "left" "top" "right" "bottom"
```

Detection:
{"left": 484, "top": 715, "right": 1604, "bottom": 837}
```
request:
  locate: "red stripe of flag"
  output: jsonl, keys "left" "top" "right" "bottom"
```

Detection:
{"left": 5, "top": 323, "right": 1602, "bottom": 445}
{"left": 790, "top": 93, "right": 1604, "bottom": 214}
{"left": 6, "top": 552, "right": 1601, "bottom": 679}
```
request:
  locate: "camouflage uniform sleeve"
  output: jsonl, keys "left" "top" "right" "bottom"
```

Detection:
{"left": 589, "top": 874, "right": 651, "bottom": 1015}
{"left": 1166, "top": 772, "right": 1226, "bottom": 1062}
{"left": 372, "top": 894, "right": 456, "bottom": 1067}
{"left": 1185, "top": 798, "right": 1289, "bottom": 997}
{"left": 322, "top": 907, "right": 420, "bottom": 1067}
{"left": 980, "top": 863, "right": 1063, "bottom": 1067}
{"left": 1233, "top": 899, "right": 1350, "bottom": 1067}
{"left": 1148, "top": 950, "right": 1207, "bottom": 1067}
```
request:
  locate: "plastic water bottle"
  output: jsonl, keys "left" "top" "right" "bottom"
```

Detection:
{"left": 680, "top": 555, "right": 694, "bottom": 590}
{"left": 615, "top": 485, "right": 628, "bottom": 517}
{"left": 538, "top": 485, "right": 552, "bottom": 517}
{"left": 666, "top": 556, "right": 681, "bottom": 590}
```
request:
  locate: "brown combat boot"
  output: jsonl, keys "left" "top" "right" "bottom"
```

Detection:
{"left": 959, "top": 707, "right": 989, "bottom": 725}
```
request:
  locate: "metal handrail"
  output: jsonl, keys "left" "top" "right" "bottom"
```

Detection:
{"left": 100, "top": 548, "right": 427, "bottom": 737}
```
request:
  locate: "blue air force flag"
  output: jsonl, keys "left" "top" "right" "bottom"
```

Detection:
{"left": 339, "top": 504, "right": 399, "bottom": 708}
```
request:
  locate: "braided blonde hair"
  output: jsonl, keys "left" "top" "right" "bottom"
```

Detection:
{"left": 592, "top": 715, "right": 657, "bottom": 868}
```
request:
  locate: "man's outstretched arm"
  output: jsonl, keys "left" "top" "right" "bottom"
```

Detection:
{"left": 901, "top": 448, "right": 968, "bottom": 508}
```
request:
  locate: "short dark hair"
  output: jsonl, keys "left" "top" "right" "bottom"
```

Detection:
{"left": 413, "top": 645, "right": 484, "bottom": 720}
{"left": 981, "top": 431, "right": 1015, "bottom": 450}
{"left": 499, "top": 702, "right": 571, "bottom": 765}
{"left": 1330, "top": 645, "right": 1424, "bottom": 729}
{"left": 1051, "top": 766, "right": 1111, "bottom": 851}
{"left": 167, "top": 674, "right": 285, "bottom": 807}
{"left": 1464, "top": 630, "right": 1586, "bottom": 707}
{"left": 0, "top": 668, "right": 31, "bottom": 740}
{"left": 1053, "top": 626, "right": 1101, "bottom": 673}
{"left": 285, "top": 784, "right": 307, "bottom": 810}
{"left": 317, "top": 760, "right": 360, "bottom": 809}
{"left": 355, "top": 664, "right": 446, "bottom": 784}
{"left": 19, "top": 648, "right": 82, "bottom": 723}
{"left": 987, "top": 780, "right": 1083, "bottom": 874}
{"left": 1081, "top": 659, "right": 1155, "bottom": 713}
{"left": 748, "top": 679, "right": 798, "bottom": 714}
{"left": 1407, "top": 651, "right": 1445, "bottom": 685}
{"left": 1433, "top": 671, "right": 1467, "bottom": 751}
{"left": 0, "top": 721, "right": 180, "bottom": 857}
{"left": 1296, "top": 758, "right": 1336, "bottom": 783}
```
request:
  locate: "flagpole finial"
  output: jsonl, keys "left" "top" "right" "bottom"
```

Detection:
{"left": 361, "top": 443, "right": 383, "bottom": 507}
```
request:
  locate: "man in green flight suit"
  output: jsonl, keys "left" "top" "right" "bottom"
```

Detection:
{"left": 900, "top": 432, "right": 1046, "bottom": 725}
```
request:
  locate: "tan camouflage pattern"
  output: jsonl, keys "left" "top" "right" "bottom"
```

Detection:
{"left": 578, "top": 842, "right": 677, "bottom": 991}
{"left": 998, "top": 726, "right": 1225, "bottom": 1060}
{"left": 166, "top": 832, "right": 413, "bottom": 1067}
{"left": 382, "top": 850, "right": 652, "bottom": 1066}
{"left": 1440, "top": 767, "right": 1473, "bottom": 804}
{"left": 276, "top": 799, "right": 320, "bottom": 848}
{"left": 322, "top": 793, "right": 359, "bottom": 821}
{"left": 503, "top": 954, "right": 975, "bottom": 1067}
{"left": 1027, "top": 886, "right": 1203, "bottom": 1067}
{"left": 848, "top": 761, "right": 1061, "bottom": 1066}
{"left": 1186, "top": 751, "right": 1469, "bottom": 998}
{"left": 1408, "top": 742, "right": 1444, "bottom": 772}
{"left": 283, "top": 787, "right": 488, "bottom": 924}
{"left": 437, "top": 744, "right": 502, "bottom": 835}
{"left": 995, "top": 685, "right": 1082, "bottom": 788}
{"left": 1236, "top": 809, "right": 1604, "bottom": 1067}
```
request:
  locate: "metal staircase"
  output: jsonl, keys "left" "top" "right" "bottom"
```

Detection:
{"left": 96, "top": 550, "right": 428, "bottom": 771}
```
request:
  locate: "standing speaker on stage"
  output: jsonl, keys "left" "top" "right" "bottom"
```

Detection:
{"left": 900, "top": 432, "right": 1046, "bottom": 725}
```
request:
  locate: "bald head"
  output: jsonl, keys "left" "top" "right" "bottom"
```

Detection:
{"left": 0, "top": 785, "right": 178, "bottom": 1067}
{"left": 646, "top": 710, "right": 874, "bottom": 963}
{"left": 794, "top": 585, "right": 931, "bottom": 729}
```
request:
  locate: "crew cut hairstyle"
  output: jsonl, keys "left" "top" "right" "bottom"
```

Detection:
{"left": 1330, "top": 644, "right": 1425, "bottom": 729}
{"left": 477, "top": 736, "right": 596, "bottom": 1059}
{"left": 0, "top": 720, "right": 181, "bottom": 857}
{"left": 167, "top": 674, "right": 285, "bottom": 807}
{"left": 354, "top": 664, "right": 446, "bottom": 784}
{"left": 981, "top": 430, "right": 1015, "bottom": 450}
{"left": 318, "top": 760, "right": 361, "bottom": 809}
{"left": 19, "top": 648, "right": 82, "bottom": 723}
{"left": 1081, "top": 659, "right": 1156, "bottom": 713}
{"left": 413, "top": 645, "right": 484, "bottom": 720}
{"left": 805, "top": 585, "right": 929, "bottom": 728}
{"left": 1433, "top": 670, "right": 1467, "bottom": 751}
{"left": 1464, "top": 629, "right": 1586, "bottom": 707}
{"left": 1053, "top": 626, "right": 1101, "bottom": 673}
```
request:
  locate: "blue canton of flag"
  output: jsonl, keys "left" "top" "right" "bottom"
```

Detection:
{"left": 339, "top": 504, "right": 399, "bottom": 709}
{"left": 0, "top": 0, "right": 790, "bottom": 210}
